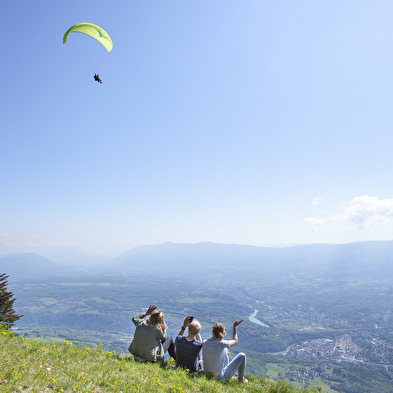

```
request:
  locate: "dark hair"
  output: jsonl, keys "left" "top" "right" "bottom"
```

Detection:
{"left": 212, "top": 323, "right": 226, "bottom": 341}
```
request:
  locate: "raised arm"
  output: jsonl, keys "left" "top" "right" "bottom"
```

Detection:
{"left": 132, "top": 305, "right": 157, "bottom": 326}
{"left": 143, "top": 304, "right": 157, "bottom": 318}
{"left": 228, "top": 319, "right": 243, "bottom": 347}
{"left": 177, "top": 315, "right": 192, "bottom": 336}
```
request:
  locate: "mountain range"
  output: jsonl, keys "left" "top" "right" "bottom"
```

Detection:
{"left": 1, "top": 240, "right": 393, "bottom": 282}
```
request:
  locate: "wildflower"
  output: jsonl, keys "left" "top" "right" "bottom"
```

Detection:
{"left": 154, "top": 378, "right": 164, "bottom": 387}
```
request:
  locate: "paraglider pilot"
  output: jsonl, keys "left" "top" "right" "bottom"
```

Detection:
{"left": 94, "top": 73, "right": 102, "bottom": 84}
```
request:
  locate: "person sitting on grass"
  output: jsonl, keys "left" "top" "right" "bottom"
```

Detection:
{"left": 202, "top": 319, "right": 248, "bottom": 383}
{"left": 175, "top": 315, "right": 203, "bottom": 372}
{"left": 128, "top": 304, "right": 175, "bottom": 363}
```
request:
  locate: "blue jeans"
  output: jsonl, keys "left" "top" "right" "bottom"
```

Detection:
{"left": 216, "top": 353, "right": 246, "bottom": 382}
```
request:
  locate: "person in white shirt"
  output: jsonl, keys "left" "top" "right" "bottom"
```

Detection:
{"left": 202, "top": 319, "right": 248, "bottom": 383}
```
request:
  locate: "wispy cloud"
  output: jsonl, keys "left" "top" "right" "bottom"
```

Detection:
{"left": 338, "top": 195, "right": 393, "bottom": 229}
{"left": 303, "top": 195, "right": 393, "bottom": 229}
{"left": 1, "top": 234, "right": 11, "bottom": 246}
{"left": 304, "top": 217, "right": 326, "bottom": 224}
{"left": 312, "top": 197, "right": 324, "bottom": 206}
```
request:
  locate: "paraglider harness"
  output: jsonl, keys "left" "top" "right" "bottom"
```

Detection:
{"left": 94, "top": 73, "right": 102, "bottom": 84}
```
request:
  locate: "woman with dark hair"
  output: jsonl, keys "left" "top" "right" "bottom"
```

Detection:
{"left": 202, "top": 319, "right": 248, "bottom": 383}
{"left": 129, "top": 304, "right": 175, "bottom": 362}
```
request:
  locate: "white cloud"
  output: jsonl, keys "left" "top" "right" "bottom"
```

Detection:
{"left": 312, "top": 197, "right": 324, "bottom": 206}
{"left": 338, "top": 195, "right": 393, "bottom": 229}
{"left": 304, "top": 195, "right": 393, "bottom": 229}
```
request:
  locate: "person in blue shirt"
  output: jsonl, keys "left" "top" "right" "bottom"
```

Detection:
{"left": 175, "top": 315, "right": 203, "bottom": 372}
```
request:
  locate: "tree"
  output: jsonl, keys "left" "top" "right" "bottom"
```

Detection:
{"left": 0, "top": 273, "right": 23, "bottom": 327}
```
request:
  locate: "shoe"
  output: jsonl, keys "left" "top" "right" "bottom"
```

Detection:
{"left": 238, "top": 378, "right": 248, "bottom": 383}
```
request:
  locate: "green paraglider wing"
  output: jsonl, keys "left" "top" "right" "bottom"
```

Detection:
{"left": 63, "top": 23, "right": 113, "bottom": 52}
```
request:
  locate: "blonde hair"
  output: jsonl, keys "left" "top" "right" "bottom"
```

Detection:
{"left": 212, "top": 323, "right": 226, "bottom": 341}
{"left": 147, "top": 310, "right": 166, "bottom": 333}
{"left": 188, "top": 320, "right": 201, "bottom": 336}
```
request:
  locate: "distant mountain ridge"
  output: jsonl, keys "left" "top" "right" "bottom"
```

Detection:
{"left": 104, "top": 240, "right": 393, "bottom": 280}
{"left": 1, "top": 240, "right": 393, "bottom": 282}
{"left": 0, "top": 253, "right": 59, "bottom": 280}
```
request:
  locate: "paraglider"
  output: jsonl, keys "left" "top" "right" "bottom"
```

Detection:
{"left": 94, "top": 73, "right": 102, "bottom": 84}
{"left": 63, "top": 23, "right": 113, "bottom": 52}
{"left": 63, "top": 23, "right": 112, "bottom": 83}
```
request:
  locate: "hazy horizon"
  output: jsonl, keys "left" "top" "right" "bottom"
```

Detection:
{"left": 1, "top": 238, "right": 393, "bottom": 260}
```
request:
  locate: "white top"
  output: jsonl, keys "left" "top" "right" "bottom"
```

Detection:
{"left": 202, "top": 337, "right": 231, "bottom": 372}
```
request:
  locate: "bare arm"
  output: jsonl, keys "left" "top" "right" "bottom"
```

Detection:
{"left": 228, "top": 319, "right": 243, "bottom": 347}
{"left": 132, "top": 305, "right": 157, "bottom": 326}
{"left": 177, "top": 315, "right": 192, "bottom": 336}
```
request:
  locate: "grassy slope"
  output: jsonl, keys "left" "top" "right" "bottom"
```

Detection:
{"left": 0, "top": 327, "right": 319, "bottom": 393}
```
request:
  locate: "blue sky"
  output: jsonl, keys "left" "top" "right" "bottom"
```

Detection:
{"left": 2, "top": 1, "right": 393, "bottom": 256}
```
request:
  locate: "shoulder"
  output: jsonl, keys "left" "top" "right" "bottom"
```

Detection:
{"left": 132, "top": 313, "right": 146, "bottom": 324}
{"left": 203, "top": 337, "right": 219, "bottom": 347}
{"left": 221, "top": 339, "right": 232, "bottom": 347}
{"left": 193, "top": 339, "right": 203, "bottom": 347}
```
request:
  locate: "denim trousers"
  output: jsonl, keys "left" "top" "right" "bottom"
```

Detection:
{"left": 216, "top": 352, "right": 246, "bottom": 381}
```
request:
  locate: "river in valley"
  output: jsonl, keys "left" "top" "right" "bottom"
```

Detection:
{"left": 248, "top": 309, "right": 269, "bottom": 327}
